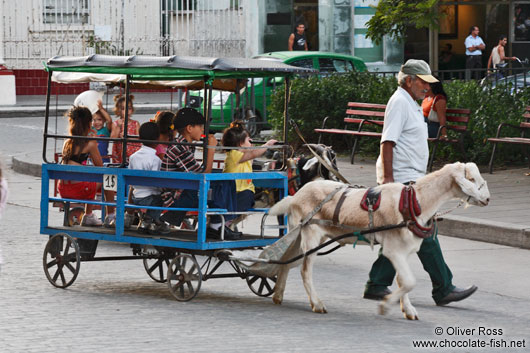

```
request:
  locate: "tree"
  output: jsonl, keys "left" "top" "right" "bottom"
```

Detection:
{"left": 365, "top": 0, "right": 439, "bottom": 45}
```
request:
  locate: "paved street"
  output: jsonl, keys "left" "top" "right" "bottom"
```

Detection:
{"left": 1, "top": 107, "right": 530, "bottom": 351}
{"left": 1, "top": 167, "right": 530, "bottom": 352}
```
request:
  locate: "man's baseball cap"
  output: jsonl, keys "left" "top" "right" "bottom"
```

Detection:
{"left": 174, "top": 108, "right": 206, "bottom": 129}
{"left": 74, "top": 90, "right": 105, "bottom": 114}
{"left": 400, "top": 59, "right": 439, "bottom": 83}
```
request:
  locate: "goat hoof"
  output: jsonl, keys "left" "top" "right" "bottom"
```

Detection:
{"left": 272, "top": 297, "right": 282, "bottom": 305}
{"left": 311, "top": 302, "right": 328, "bottom": 314}
{"left": 378, "top": 303, "right": 388, "bottom": 316}
{"left": 401, "top": 305, "right": 419, "bottom": 320}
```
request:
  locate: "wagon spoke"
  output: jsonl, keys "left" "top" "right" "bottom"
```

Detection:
{"left": 258, "top": 279, "right": 266, "bottom": 293}
{"left": 46, "top": 259, "right": 58, "bottom": 269}
{"left": 179, "top": 283, "right": 185, "bottom": 297}
{"left": 186, "top": 282, "right": 194, "bottom": 294}
{"left": 59, "top": 269, "right": 66, "bottom": 286}
{"left": 247, "top": 275, "right": 259, "bottom": 285}
{"left": 147, "top": 260, "right": 160, "bottom": 275}
{"left": 187, "top": 264, "right": 197, "bottom": 276}
{"left": 263, "top": 279, "right": 273, "bottom": 293}
{"left": 158, "top": 261, "right": 165, "bottom": 280}
{"left": 64, "top": 238, "right": 71, "bottom": 257}
{"left": 180, "top": 256, "right": 187, "bottom": 269}
{"left": 52, "top": 267, "right": 61, "bottom": 282}
{"left": 65, "top": 261, "right": 76, "bottom": 275}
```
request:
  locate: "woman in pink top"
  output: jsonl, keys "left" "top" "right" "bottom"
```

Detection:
{"left": 154, "top": 111, "right": 176, "bottom": 160}
{"left": 111, "top": 94, "right": 141, "bottom": 164}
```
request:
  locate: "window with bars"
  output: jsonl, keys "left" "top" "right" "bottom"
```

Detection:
{"left": 43, "top": 0, "right": 90, "bottom": 25}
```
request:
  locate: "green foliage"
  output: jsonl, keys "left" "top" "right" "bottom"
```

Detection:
{"left": 85, "top": 35, "right": 143, "bottom": 56}
{"left": 366, "top": 0, "right": 439, "bottom": 45}
{"left": 268, "top": 71, "right": 396, "bottom": 151}
{"left": 268, "top": 73, "right": 530, "bottom": 167}
{"left": 441, "top": 80, "right": 530, "bottom": 166}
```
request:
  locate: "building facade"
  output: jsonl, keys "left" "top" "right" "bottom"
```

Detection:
{"left": 1, "top": 0, "right": 529, "bottom": 94}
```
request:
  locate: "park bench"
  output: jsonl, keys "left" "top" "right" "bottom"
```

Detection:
{"left": 315, "top": 101, "right": 471, "bottom": 172}
{"left": 487, "top": 106, "right": 530, "bottom": 173}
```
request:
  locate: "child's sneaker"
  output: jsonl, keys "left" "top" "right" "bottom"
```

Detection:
{"left": 81, "top": 213, "right": 103, "bottom": 227}
{"left": 104, "top": 213, "right": 116, "bottom": 228}
{"left": 151, "top": 222, "right": 171, "bottom": 235}
{"left": 124, "top": 212, "right": 134, "bottom": 229}
{"left": 137, "top": 214, "right": 154, "bottom": 234}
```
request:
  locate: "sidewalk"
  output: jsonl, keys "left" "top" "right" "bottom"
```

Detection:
{"left": 3, "top": 94, "right": 530, "bottom": 249}
{"left": 0, "top": 92, "right": 179, "bottom": 118}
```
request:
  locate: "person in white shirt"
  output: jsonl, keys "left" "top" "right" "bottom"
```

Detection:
{"left": 128, "top": 122, "right": 170, "bottom": 234}
{"left": 487, "top": 35, "right": 518, "bottom": 79}
{"left": 464, "top": 26, "right": 486, "bottom": 79}
{"left": 364, "top": 59, "right": 478, "bottom": 307}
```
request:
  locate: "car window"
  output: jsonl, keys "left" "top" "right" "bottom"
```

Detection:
{"left": 318, "top": 58, "right": 354, "bottom": 73}
{"left": 288, "top": 58, "right": 314, "bottom": 69}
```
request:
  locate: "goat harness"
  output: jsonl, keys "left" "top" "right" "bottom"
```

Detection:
{"left": 398, "top": 185, "right": 435, "bottom": 238}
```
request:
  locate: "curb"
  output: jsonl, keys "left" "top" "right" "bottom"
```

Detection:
{"left": 12, "top": 154, "right": 42, "bottom": 177}
{"left": 0, "top": 104, "right": 175, "bottom": 118}
{"left": 439, "top": 215, "right": 530, "bottom": 250}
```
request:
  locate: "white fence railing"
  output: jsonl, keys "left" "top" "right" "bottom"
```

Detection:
{"left": 1, "top": 0, "right": 246, "bottom": 69}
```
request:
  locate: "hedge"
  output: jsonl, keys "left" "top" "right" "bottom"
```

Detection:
{"left": 268, "top": 71, "right": 530, "bottom": 167}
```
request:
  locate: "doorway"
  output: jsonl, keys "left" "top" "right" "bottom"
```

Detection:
{"left": 294, "top": 0, "right": 319, "bottom": 50}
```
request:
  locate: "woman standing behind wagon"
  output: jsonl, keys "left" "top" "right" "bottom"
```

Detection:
{"left": 111, "top": 94, "right": 141, "bottom": 164}
{"left": 58, "top": 106, "right": 116, "bottom": 227}
{"left": 422, "top": 80, "right": 448, "bottom": 139}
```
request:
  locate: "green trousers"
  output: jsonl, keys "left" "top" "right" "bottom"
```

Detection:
{"left": 365, "top": 232, "right": 455, "bottom": 303}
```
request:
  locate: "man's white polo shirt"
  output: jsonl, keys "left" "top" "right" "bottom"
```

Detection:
{"left": 376, "top": 86, "right": 428, "bottom": 184}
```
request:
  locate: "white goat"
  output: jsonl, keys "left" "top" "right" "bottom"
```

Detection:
{"left": 268, "top": 162, "right": 490, "bottom": 320}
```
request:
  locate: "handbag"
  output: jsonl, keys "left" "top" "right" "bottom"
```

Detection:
{"left": 427, "top": 96, "right": 439, "bottom": 123}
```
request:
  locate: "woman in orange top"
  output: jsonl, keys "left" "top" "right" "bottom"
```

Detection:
{"left": 421, "top": 80, "right": 448, "bottom": 139}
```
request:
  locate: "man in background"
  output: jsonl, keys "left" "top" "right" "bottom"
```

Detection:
{"left": 464, "top": 26, "right": 486, "bottom": 80}
{"left": 288, "top": 22, "right": 308, "bottom": 51}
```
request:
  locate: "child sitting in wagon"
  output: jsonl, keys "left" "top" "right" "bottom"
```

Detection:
{"left": 128, "top": 122, "right": 170, "bottom": 234}
{"left": 221, "top": 121, "right": 277, "bottom": 214}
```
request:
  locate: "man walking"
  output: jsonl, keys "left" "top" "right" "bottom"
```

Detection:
{"left": 288, "top": 22, "right": 308, "bottom": 51}
{"left": 487, "top": 35, "right": 518, "bottom": 78}
{"left": 465, "top": 26, "right": 486, "bottom": 79}
{"left": 363, "top": 59, "right": 478, "bottom": 306}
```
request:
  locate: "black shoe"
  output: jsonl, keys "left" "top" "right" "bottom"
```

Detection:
{"left": 363, "top": 288, "right": 392, "bottom": 301}
{"left": 206, "top": 226, "right": 242, "bottom": 240}
{"left": 436, "top": 285, "right": 478, "bottom": 306}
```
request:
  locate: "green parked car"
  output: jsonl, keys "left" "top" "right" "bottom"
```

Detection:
{"left": 190, "top": 51, "right": 367, "bottom": 135}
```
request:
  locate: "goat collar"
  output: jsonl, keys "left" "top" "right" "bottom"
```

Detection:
{"left": 399, "top": 185, "right": 435, "bottom": 239}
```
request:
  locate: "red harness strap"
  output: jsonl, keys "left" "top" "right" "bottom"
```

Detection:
{"left": 399, "top": 186, "right": 435, "bottom": 238}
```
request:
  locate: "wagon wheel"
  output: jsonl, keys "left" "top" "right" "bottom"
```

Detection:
{"left": 246, "top": 273, "right": 277, "bottom": 297}
{"left": 167, "top": 254, "right": 202, "bottom": 301}
{"left": 143, "top": 248, "right": 178, "bottom": 283}
{"left": 68, "top": 206, "right": 85, "bottom": 226}
{"left": 43, "top": 233, "right": 80, "bottom": 288}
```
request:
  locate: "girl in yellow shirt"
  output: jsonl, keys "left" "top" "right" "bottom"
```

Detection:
{"left": 222, "top": 121, "right": 277, "bottom": 212}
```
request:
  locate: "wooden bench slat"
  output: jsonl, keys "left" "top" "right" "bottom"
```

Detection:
{"left": 346, "top": 109, "right": 385, "bottom": 117}
{"left": 446, "top": 108, "right": 471, "bottom": 114}
{"left": 446, "top": 115, "right": 469, "bottom": 123}
{"left": 344, "top": 117, "right": 384, "bottom": 125}
{"left": 520, "top": 122, "right": 530, "bottom": 128}
{"left": 314, "top": 128, "right": 382, "bottom": 138}
{"left": 488, "top": 137, "right": 530, "bottom": 145}
{"left": 347, "top": 102, "right": 387, "bottom": 109}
